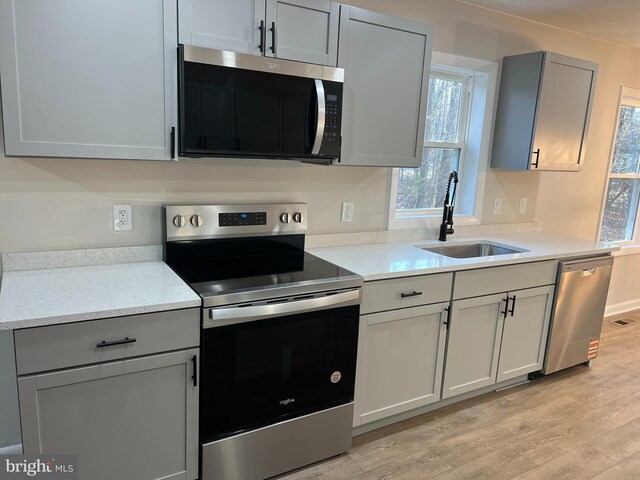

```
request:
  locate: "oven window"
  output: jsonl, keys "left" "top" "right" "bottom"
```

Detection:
{"left": 201, "top": 304, "right": 359, "bottom": 442}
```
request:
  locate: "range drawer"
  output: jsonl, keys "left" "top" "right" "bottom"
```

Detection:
{"left": 14, "top": 308, "right": 200, "bottom": 375}
{"left": 361, "top": 273, "right": 453, "bottom": 315}
{"left": 453, "top": 260, "right": 557, "bottom": 300}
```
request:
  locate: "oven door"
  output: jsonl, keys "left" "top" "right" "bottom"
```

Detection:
{"left": 201, "top": 289, "right": 360, "bottom": 443}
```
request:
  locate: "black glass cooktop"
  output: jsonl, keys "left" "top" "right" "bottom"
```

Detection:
{"left": 165, "top": 234, "right": 361, "bottom": 307}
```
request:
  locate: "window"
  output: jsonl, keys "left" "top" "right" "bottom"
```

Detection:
{"left": 599, "top": 87, "right": 640, "bottom": 244}
{"left": 388, "top": 53, "right": 498, "bottom": 229}
{"left": 395, "top": 73, "right": 471, "bottom": 211}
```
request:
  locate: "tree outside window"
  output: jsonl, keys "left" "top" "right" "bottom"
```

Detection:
{"left": 395, "top": 72, "right": 471, "bottom": 214}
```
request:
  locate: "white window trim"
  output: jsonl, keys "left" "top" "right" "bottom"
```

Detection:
{"left": 597, "top": 86, "right": 640, "bottom": 246}
{"left": 387, "top": 52, "right": 499, "bottom": 230}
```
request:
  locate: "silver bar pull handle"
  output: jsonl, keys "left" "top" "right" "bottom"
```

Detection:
{"left": 206, "top": 289, "right": 360, "bottom": 327}
{"left": 312, "top": 79, "right": 326, "bottom": 155}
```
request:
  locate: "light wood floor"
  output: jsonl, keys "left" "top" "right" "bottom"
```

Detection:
{"left": 278, "top": 309, "right": 640, "bottom": 480}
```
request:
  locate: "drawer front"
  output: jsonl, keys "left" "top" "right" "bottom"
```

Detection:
{"left": 361, "top": 273, "right": 453, "bottom": 314}
{"left": 14, "top": 308, "right": 200, "bottom": 375}
{"left": 453, "top": 261, "right": 557, "bottom": 300}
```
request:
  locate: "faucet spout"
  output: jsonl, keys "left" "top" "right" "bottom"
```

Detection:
{"left": 438, "top": 171, "right": 459, "bottom": 242}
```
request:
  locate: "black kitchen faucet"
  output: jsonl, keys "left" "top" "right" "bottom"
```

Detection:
{"left": 438, "top": 171, "right": 459, "bottom": 242}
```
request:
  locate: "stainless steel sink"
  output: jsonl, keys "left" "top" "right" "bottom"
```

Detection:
{"left": 420, "top": 242, "right": 527, "bottom": 259}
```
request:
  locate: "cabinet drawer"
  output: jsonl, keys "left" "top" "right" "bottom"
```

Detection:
{"left": 361, "top": 273, "right": 453, "bottom": 314}
{"left": 14, "top": 308, "right": 200, "bottom": 375}
{"left": 453, "top": 261, "right": 557, "bottom": 300}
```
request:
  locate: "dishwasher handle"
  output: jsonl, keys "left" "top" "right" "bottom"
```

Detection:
{"left": 559, "top": 256, "right": 613, "bottom": 274}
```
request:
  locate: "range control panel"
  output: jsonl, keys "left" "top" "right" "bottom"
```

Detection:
{"left": 164, "top": 203, "right": 307, "bottom": 241}
{"left": 218, "top": 212, "right": 267, "bottom": 227}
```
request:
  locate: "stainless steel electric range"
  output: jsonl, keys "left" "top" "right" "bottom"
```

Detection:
{"left": 163, "top": 203, "right": 363, "bottom": 480}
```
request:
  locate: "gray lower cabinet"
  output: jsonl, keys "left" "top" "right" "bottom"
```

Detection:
{"left": 442, "top": 285, "right": 555, "bottom": 399}
{"left": 491, "top": 51, "right": 597, "bottom": 171}
{"left": 497, "top": 285, "right": 554, "bottom": 382}
{"left": 179, "top": 0, "right": 338, "bottom": 66}
{"left": 442, "top": 294, "right": 506, "bottom": 399}
{"left": 0, "top": 0, "right": 177, "bottom": 160}
{"left": 18, "top": 349, "right": 199, "bottom": 480}
{"left": 337, "top": 6, "right": 433, "bottom": 167}
{"left": 355, "top": 303, "right": 448, "bottom": 425}
{"left": 15, "top": 309, "right": 200, "bottom": 480}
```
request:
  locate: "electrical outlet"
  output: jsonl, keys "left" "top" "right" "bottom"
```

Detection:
{"left": 113, "top": 205, "right": 132, "bottom": 231}
{"left": 519, "top": 197, "right": 528, "bottom": 215}
{"left": 493, "top": 198, "right": 502, "bottom": 216}
{"left": 341, "top": 201, "right": 354, "bottom": 222}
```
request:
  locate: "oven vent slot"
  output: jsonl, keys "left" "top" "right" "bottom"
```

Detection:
{"left": 266, "top": 298, "right": 290, "bottom": 305}
{"left": 292, "top": 295, "right": 314, "bottom": 301}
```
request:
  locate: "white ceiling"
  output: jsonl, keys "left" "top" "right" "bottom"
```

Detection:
{"left": 455, "top": 0, "right": 640, "bottom": 48}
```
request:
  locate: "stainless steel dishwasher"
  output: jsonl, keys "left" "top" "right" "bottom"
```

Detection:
{"left": 542, "top": 255, "right": 614, "bottom": 374}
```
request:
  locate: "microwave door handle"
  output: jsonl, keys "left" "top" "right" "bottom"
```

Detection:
{"left": 312, "top": 79, "right": 326, "bottom": 155}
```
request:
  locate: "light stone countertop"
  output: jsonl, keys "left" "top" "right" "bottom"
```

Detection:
{"left": 309, "top": 232, "right": 619, "bottom": 281}
{"left": 0, "top": 232, "right": 617, "bottom": 330}
{"left": 0, "top": 261, "right": 201, "bottom": 330}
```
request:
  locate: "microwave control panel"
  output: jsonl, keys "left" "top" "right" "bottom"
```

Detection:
{"left": 321, "top": 81, "right": 342, "bottom": 155}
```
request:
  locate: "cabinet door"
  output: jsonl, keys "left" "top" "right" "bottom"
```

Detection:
{"left": 179, "top": 0, "right": 265, "bottom": 55}
{"left": 337, "top": 7, "right": 432, "bottom": 167}
{"left": 442, "top": 294, "right": 506, "bottom": 399}
{"left": 491, "top": 51, "right": 597, "bottom": 171}
{"left": 532, "top": 53, "right": 597, "bottom": 171}
{"left": 497, "top": 286, "right": 554, "bottom": 382}
{"left": 355, "top": 303, "right": 448, "bottom": 425}
{"left": 265, "top": 0, "right": 338, "bottom": 66}
{"left": 18, "top": 350, "right": 199, "bottom": 480}
{"left": 0, "top": 0, "right": 177, "bottom": 160}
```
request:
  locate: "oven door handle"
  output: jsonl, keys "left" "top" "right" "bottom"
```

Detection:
{"left": 205, "top": 289, "right": 361, "bottom": 327}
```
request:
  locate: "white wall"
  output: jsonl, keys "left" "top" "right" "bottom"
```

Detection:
{"left": 1, "top": 0, "right": 639, "bottom": 447}
{"left": 3, "top": 0, "right": 639, "bottom": 255}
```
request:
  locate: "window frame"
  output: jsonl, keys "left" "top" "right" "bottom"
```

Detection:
{"left": 387, "top": 52, "right": 498, "bottom": 230}
{"left": 597, "top": 86, "right": 640, "bottom": 246}
{"left": 392, "top": 71, "right": 473, "bottom": 218}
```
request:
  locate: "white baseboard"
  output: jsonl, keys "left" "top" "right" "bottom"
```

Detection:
{"left": 0, "top": 443, "right": 22, "bottom": 454}
{"left": 605, "top": 299, "right": 640, "bottom": 318}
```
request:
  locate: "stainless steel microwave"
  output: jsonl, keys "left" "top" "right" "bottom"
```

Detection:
{"left": 178, "top": 46, "right": 344, "bottom": 165}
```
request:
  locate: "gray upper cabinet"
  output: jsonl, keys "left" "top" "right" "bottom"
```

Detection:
{"left": 0, "top": 0, "right": 177, "bottom": 161}
{"left": 337, "top": 7, "right": 433, "bottom": 167}
{"left": 179, "top": 0, "right": 338, "bottom": 66}
{"left": 491, "top": 51, "right": 598, "bottom": 171}
{"left": 265, "top": 0, "right": 339, "bottom": 65}
{"left": 179, "top": 0, "right": 265, "bottom": 55}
